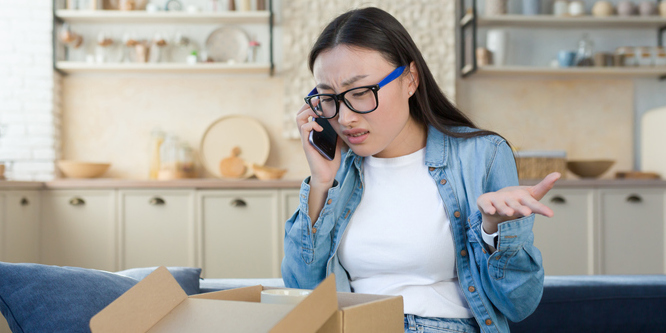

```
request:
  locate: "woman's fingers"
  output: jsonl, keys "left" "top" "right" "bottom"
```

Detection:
{"left": 506, "top": 197, "right": 532, "bottom": 217}
{"left": 519, "top": 195, "right": 554, "bottom": 218}
{"left": 477, "top": 196, "right": 497, "bottom": 216}
{"left": 529, "top": 172, "right": 561, "bottom": 201}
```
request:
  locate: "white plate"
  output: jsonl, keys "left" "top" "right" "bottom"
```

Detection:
{"left": 199, "top": 115, "right": 270, "bottom": 179}
{"left": 205, "top": 26, "right": 250, "bottom": 63}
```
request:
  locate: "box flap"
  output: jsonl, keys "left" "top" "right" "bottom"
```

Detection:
{"left": 190, "top": 285, "right": 263, "bottom": 302}
{"left": 146, "top": 298, "right": 294, "bottom": 332}
{"left": 90, "top": 266, "right": 188, "bottom": 333}
{"left": 341, "top": 295, "right": 403, "bottom": 333}
{"left": 270, "top": 274, "right": 338, "bottom": 333}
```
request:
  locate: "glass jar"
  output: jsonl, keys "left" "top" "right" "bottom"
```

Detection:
{"left": 158, "top": 134, "right": 179, "bottom": 180}
{"left": 148, "top": 128, "right": 164, "bottom": 180}
{"left": 574, "top": 33, "right": 594, "bottom": 66}
{"left": 177, "top": 142, "right": 196, "bottom": 178}
{"left": 655, "top": 47, "right": 666, "bottom": 66}
{"left": 637, "top": 47, "right": 653, "bottom": 67}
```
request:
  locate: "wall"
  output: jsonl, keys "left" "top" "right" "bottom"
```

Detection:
{"left": 0, "top": 1, "right": 61, "bottom": 181}
{"left": 60, "top": 0, "right": 458, "bottom": 180}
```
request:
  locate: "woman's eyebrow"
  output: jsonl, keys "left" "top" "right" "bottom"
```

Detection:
{"left": 316, "top": 75, "right": 369, "bottom": 91}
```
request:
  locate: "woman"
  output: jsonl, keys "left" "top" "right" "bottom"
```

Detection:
{"left": 281, "top": 7, "right": 560, "bottom": 333}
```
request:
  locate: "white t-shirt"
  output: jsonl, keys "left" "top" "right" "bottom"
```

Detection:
{"left": 337, "top": 148, "right": 473, "bottom": 318}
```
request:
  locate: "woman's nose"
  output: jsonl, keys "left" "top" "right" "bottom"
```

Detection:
{"left": 336, "top": 101, "right": 358, "bottom": 126}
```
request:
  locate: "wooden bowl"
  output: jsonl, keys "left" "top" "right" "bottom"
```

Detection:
{"left": 567, "top": 160, "right": 615, "bottom": 178}
{"left": 251, "top": 164, "right": 287, "bottom": 180}
{"left": 57, "top": 160, "right": 111, "bottom": 178}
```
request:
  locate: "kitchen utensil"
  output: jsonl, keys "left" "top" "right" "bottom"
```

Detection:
{"left": 553, "top": 0, "right": 569, "bottom": 16}
{"left": 522, "top": 0, "right": 541, "bottom": 15}
{"left": 567, "top": 160, "right": 615, "bottom": 178}
{"left": 486, "top": 29, "right": 508, "bottom": 66}
{"left": 592, "top": 1, "right": 614, "bottom": 16}
{"left": 641, "top": 106, "right": 666, "bottom": 179}
{"left": 558, "top": 50, "right": 576, "bottom": 67}
{"left": 568, "top": 1, "right": 585, "bottom": 16}
{"left": 615, "top": 171, "right": 661, "bottom": 179}
{"left": 57, "top": 161, "right": 111, "bottom": 178}
{"left": 617, "top": 0, "right": 636, "bottom": 16}
{"left": 219, "top": 146, "right": 247, "bottom": 178}
{"left": 639, "top": 1, "right": 658, "bottom": 16}
{"left": 485, "top": 0, "right": 507, "bottom": 15}
{"left": 251, "top": 164, "right": 287, "bottom": 180}
{"left": 199, "top": 115, "right": 270, "bottom": 179}
{"left": 205, "top": 26, "right": 250, "bottom": 63}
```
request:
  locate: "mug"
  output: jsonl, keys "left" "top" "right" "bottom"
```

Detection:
{"left": 558, "top": 50, "right": 576, "bottom": 67}
{"left": 522, "top": 0, "right": 541, "bottom": 15}
{"left": 260, "top": 289, "right": 312, "bottom": 305}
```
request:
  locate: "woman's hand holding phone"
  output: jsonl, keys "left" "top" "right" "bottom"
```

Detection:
{"left": 296, "top": 102, "right": 342, "bottom": 189}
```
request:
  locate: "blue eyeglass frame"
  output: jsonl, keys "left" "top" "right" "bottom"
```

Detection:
{"left": 305, "top": 65, "right": 407, "bottom": 119}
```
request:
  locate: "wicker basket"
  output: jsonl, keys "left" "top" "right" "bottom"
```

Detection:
{"left": 514, "top": 151, "right": 567, "bottom": 180}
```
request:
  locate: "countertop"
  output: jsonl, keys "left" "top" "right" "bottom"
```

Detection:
{"left": 1, "top": 178, "right": 666, "bottom": 190}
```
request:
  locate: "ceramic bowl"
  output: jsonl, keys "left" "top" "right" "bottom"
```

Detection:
{"left": 251, "top": 164, "right": 287, "bottom": 180}
{"left": 260, "top": 289, "right": 311, "bottom": 305}
{"left": 567, "top": 160, "right": 615, "bottom": 178}
{"left": 57, "top": 160, "right": 111, "bottom": 178}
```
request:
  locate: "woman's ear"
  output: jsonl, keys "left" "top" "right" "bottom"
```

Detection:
{"left": 408, "top": 61, "right": 419, "bottom": 91}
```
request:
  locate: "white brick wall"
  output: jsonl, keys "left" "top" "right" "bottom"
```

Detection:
{"left": 0, "top": 0, "right": 60, "bottom": 181}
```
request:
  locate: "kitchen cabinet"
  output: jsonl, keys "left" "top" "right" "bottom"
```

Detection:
{"left": 41, "top": 190, "right": 117, "bottom": 271}
{"left": 533, "top": 189, "right": 596, "bottom": 275}
{"left": 198, "top": 189, "right": 280, "bottom": 278}
{"left": 119, "top": 190, "right": 196, "bottom": 269}
{"left": 599, "top": 188, "right": 666, "bottom": 275}
{"left": 1, "top": 191, "right": 41, "bottom": 263}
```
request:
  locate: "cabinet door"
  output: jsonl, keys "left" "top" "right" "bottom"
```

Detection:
{"left": 41, "top": 190, "right": 116, "bottom": 271}
{"left": 533, "top": 189, "right": 595, "bottom": 275}
{"left": 278, "top": 189, "right": 301, "bottom": 275}
{"left": 599, "top": 188, "right": 665, "bottom": 275}
{"left": 199, "top": 190, "right": 279, "bottom": 278}
{"left": 120, "top": 190, "right": 195, "bottom": 269}
{"left": 3, "top": 191, "right": 41, "bottom": 263}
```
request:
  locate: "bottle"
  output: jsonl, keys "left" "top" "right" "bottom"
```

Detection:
{"left": 574, "top": 33, "right": 594, "bottom": 67}
{"left": 148, "top": 128, "right": 164, "bottom": 180}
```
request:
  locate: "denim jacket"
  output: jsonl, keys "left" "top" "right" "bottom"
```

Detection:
{"left": 281, "top": 125, "right": 544, "bottom": 333}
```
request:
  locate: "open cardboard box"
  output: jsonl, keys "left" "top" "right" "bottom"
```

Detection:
{"left": 90, "top": 267, "right": 403, "bottom": 333}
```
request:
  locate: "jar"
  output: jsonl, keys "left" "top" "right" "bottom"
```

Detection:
{"left": 637, "top": 47, "right": 653, "bottom": 66}
{"left": 553, "top": 0, "right": 569, "bottom": 16}
{"left": 655, "top": 47, "right": 666, "bottom": 66}
{"left": 148, "top": 128, "right": 164, "bottom": 180}
{"left": 574, "top": 33, "right": 594, "bottom": 66}
{"left": 568, "top": 1, "right": 585, "bottom": 16}
{"left": 177, "top": 142, "right": 196, "bottom": 178}
{"left": 592, "top": 1, "right": 614, "bottom": 17}
{"left": 158, "top": 134, "right": 179, "bottom": 180}
{"left": 618, "top": 47, "right": 638, "bottom": 66}
{"left": 639, "top": 1, "right": 658, "bottom": 16}
{"left": 617, "top": 0, "right": 636, "bottom": 16}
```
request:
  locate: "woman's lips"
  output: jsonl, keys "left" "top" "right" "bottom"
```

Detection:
{"left": 343, "top": 129, "right": 369, "bottom": 144}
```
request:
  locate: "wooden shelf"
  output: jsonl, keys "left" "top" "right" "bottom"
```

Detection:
{"left": 55, "top": 61, "right": 271, "bottom": 74}
{"left": 55, "top": 9, "right": 270, "bottom": 24}
{"left": 477, "top": 15, "right": 666, "bottom": 28}
{"left": 471, "top": 65, "right": 666, "bottom": 78}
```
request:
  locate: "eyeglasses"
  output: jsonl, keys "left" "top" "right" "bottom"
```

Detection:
{"left": 304, "top": 66, "right": 407, "bottom": 119}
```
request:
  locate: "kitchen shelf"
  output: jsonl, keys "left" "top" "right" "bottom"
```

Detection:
{"left": 468, "top": 66, "right": 666, "bottom": 78}
{"left": 475, "top": 15, "right": 666, "bottom": 29}
{"left": 55, "top": 61, "right": 271, "bottom": 74}
{"left": 55, "top": 9, "right": 270, "bottom": 24}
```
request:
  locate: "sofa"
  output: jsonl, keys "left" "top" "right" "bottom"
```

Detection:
{"left": 1, "top": 261, "right": 665, "bottom": 333}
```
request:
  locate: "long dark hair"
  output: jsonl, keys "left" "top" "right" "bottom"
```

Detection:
{"left": 308, "top": 7, "right": 500, "bottom": 141}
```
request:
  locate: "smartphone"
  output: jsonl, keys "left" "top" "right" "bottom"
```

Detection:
{"left": 307, "top": 88, "right": 338, "bottom": 161}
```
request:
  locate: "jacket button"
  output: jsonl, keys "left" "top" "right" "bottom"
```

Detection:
{"left": 460, "top": 250, "right": 467, "bottom": 257}
{"left": 312, "top": 228, "right": 317, "bottom": 234}
{"left": 440, "top": 179, "right": 447, "bottom": 185}
{"left": 482, "top": 248, "right": 487, "bottom": 254}
{"left": 429, "top": 167, "right": 435, "bottom": 171}
{"left": 454, "top": 211, "right": 461, "bottom": 218}
{"left": 327, "top": 199, "right": 332, "bottom": 205}
{"left": 485, "top": 319, "right": 493, "bottom": 326}
{"left": 468, "top": 286, "right": 476, "bottom": 292}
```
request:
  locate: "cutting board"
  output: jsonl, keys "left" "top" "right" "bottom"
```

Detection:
{"left": 641, "top": 106, "right": 666, "bottom": 178}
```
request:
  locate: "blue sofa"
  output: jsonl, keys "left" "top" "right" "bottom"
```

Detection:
{"left": 200, "top": 275, "right": 666, "bottom": 332}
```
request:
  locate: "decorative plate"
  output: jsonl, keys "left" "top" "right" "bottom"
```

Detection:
{"left": 205, "top": 26, "right": 250, "bottom": 63}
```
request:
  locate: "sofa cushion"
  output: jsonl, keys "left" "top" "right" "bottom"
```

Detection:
{"left": 0, "top": 262, "right": 138, "bottom": 333}
{"left": 115, "top": 266, "right": 201, "bottom": 295}
{"left": 509, "top": 275, "right": 666, "bottom": 332}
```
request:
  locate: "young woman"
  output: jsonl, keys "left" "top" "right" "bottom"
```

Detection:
{"left": 281, "top": 7, "right": 560, "bottom": 333}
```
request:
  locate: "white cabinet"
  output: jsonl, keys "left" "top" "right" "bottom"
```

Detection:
{"left": 198, "top": 190, "right": 279, "bottom": 278}
{"left": 1, "top": 191, "right": 41, "bottom": 263}
{"left": 41, "top": 190, "right": 117, "bottom": 271}
{"left": 599, "top": 188, "right": 665, "bottom": 275}
{"left": 119, "top": 190, "right": 196, "bottom": 269}
{"left": 534, "top": 189, "right": 596, "bottom": 275}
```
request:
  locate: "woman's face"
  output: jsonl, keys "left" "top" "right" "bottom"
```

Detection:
{"left": 312, "top": 46, "right": 425, "bottom": 158}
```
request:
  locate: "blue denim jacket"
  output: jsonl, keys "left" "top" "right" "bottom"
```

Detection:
{"left": 282, "top": 125, "right": 544, "bottom": 333}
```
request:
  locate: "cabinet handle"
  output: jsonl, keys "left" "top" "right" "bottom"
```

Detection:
{"left": 20, "top": 197, "right": 29, "bottom": 206}
{"left": 149, "top": 197, "right": 166, "bottom": 206}
{"left": 69, "top": 197, "right": 85, "bottom": 206}
{"left": 230, "top": 199, "right": 247, "bottom": 208}
{"left": 550, "top": 196, "right": 566, "bottom": 204}
{"left": 626, "top": 194, "right": 643, "bottom": 203}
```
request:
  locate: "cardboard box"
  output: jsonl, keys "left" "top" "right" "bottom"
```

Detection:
{"left": 90, "top": 267, "right": 403, "bottom": 333}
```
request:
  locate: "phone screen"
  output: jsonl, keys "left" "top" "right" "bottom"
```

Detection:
{"left": 307, "top": 87, "right": 338, "bottom": 161}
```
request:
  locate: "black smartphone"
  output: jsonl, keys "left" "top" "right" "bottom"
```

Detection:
{"left": 307, "top": 88, "right": 338, "bottom": 161}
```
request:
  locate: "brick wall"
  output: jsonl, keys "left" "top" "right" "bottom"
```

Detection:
{"left": 0, "top": 0, "right": 60, "bottom": 181}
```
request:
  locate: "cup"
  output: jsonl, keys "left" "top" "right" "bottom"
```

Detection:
{"left": 558, "top": 50, "right": 576, "bottom": 67}
{"left": 553, "top": 0, "right": 569, "bottom": 16}
{"left": 486, "top": 29, "right": 508, "bottom": 66}
{"left": 260, "top": 289, "right": 312, "bottom": 305}
{"left": 522, "top": 0, "right": 541, "bottom": 15}
{"left": 594, "top": 52, "right": 613, "bottom": 66}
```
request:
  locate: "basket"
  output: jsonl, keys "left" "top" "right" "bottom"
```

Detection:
{"left": 514, "top": 150, "right": 567, "bottom": 180}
